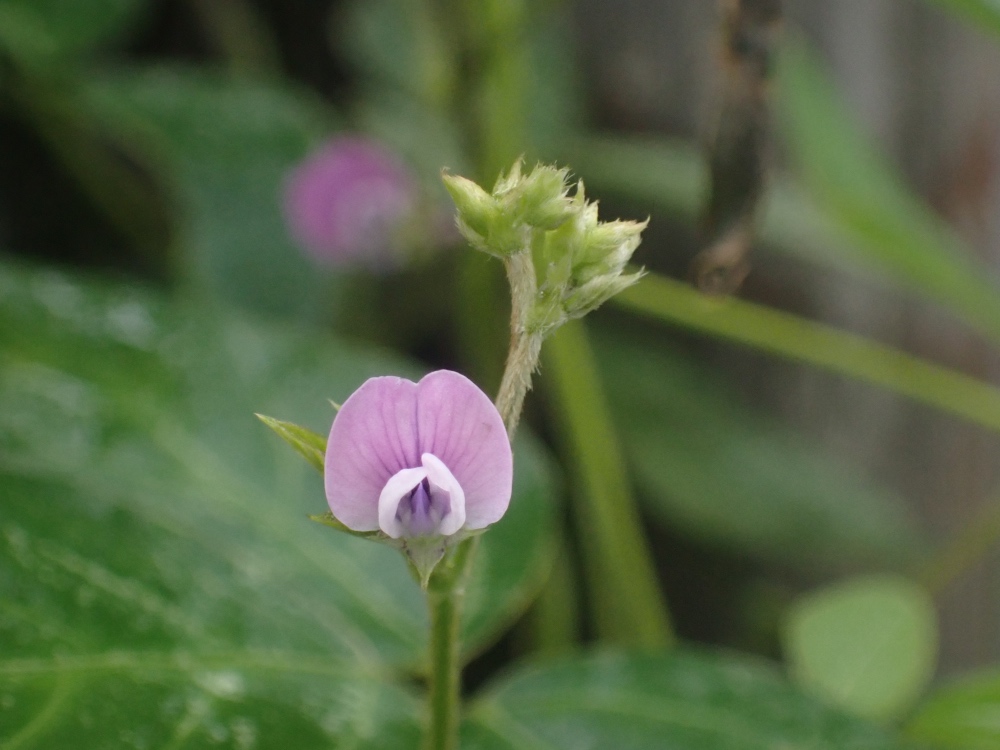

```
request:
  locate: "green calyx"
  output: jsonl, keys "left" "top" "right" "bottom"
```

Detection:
{"left": 443, "top": 159, "right": 648, "bottom": 339}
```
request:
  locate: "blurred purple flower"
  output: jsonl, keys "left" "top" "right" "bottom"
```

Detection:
{"left": 282, "top": 136, "right": 417, "bottom": 268}
{"left": 324, "top": 370, "right": 512, "bottom": 540}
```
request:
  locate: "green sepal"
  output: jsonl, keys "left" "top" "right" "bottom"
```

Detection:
{"left": 256, "top": 413, "right": 326, "bottom": 473}
{"left": 402, "top": 536, "right": 448, "bottom": 589}
{"left": 307, "top": 512, "right": 386, "bottom": 541}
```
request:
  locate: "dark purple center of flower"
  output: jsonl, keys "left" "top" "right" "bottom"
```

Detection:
{"left": 396, "top": 478, "right": 452, "bottom": 537}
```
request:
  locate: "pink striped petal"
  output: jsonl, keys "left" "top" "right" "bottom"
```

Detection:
{"left": 414, "top": 371, "right": 512, "bottom": 529}
{"left": 325, "top": 370, "right": 512, "bottom": 537}
{"left": 325, "top": 376, "right": 421, "bottom": 531}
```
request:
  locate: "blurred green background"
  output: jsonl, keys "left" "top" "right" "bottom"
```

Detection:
{"left": 5, "top": 0, "right": 1000, "bottom": 747}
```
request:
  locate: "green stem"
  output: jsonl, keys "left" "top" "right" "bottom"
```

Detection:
{"left": 425, "top": 590, "right": 461, "bottom": 750}
{"left": 616, "top": 272, "right": 1000, "bottom": 433}
{"left": 495, "top": 251, "right": 543, "bottom": 438}
{"left": 544, "top": 320, "right": 675, "bottom": 648}
{"left": 424, "top": 537, "right": 476, "bottom": 750}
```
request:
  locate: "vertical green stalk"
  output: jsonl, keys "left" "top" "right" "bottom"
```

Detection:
{"left": 424, "top": 536, "right": 476, "bottom": 750}
{"left": 544, "top": 320, "right": 675, "bottom": 648}
{"left": 425, "top": 588, "right": 460, "bottom": 750}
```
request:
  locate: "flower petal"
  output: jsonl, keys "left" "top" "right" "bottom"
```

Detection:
{"left": 378, "top": 466, "right": 428, "bottom": 538}
{"left": 415, "top": 371, "right": 512, "bottom": 529}
{"left": 422, "top": 452, "right": 466, "bottom": 536}
{"left": 325, "top": 376, "right": 421, "bottom": 530}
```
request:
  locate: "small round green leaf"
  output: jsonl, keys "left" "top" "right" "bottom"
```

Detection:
{"left": 784, "top": 574, "right": 937, "bottom": 721}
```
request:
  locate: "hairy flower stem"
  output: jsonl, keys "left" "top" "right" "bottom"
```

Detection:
{"left": 423, "top": 250, "right": 539, "bottom": 750}
{"left": 495, "top": 250, "right": 543, "bottom": 438}
{"left": 425, "top": 537, "right": 476, "bottom": 750}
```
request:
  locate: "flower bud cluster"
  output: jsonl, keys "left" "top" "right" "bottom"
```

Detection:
{"left": 531, "top": 183, "right": 646, "bottom": 335}
{"left": 444, "top": 160, "right": 646, "bottom": 336}
{"left": 442, "top": 161, "right": 576, "bottom": 258}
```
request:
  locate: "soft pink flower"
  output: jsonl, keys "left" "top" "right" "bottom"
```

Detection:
{"left": 324, "top": 370, "right": 512, "bottom": 539}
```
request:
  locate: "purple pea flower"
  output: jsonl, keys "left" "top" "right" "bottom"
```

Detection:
{"left": 325, "top": 371, "right": 512, "bottom": 552}
{"left": 282, "top": 136, "right": 417, "bottom": 268}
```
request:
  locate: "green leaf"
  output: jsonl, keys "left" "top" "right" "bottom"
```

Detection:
{"left": 595, "top": 329, "right": 922, "bottom": 567}
{"left": 0, "top": 0, "right": 147, "bottom": 61}
{"left": 464, "top": 649, "right": 907, "bottom": 749}
{"left": 81, "top": 68, "right": 341, "bottom": 317}
{"left": 0, "top": 258, "right": 556, "bottom": 744}
{"left": 908, "top": 669, "right": 1000, "bottom": 749}
{"left": 784, "top": 575, "right": 938, "bottom": 721}
{"left": 256, "top": 414, "right": 326, "bottom": 473}
{"left": 777, "top": 37, "right": 1000, "bottom": 343}
{"left": 922, "top": 0, "right": 1000, "bottom": 38}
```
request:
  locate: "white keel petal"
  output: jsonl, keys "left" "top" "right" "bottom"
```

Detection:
{"left": 378, "top": 466, "right": 427, "bottom": 538}
{"left": 422, "top": 452, "right": 466, "bottom": 536}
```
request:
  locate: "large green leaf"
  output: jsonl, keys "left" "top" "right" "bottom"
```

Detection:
{"left": 81, "top": 69, "right": 341, "bottom": 317}
{"left": 908, "top": 669, "right": 1000, "bottom": 749}
{"left": 0, "top": 259, "right": 556, "bottom": 745}
{"left": 463, "top": 649, "right": 907, "bottom": 749}
{"left": 784, "top": 575, "right": 938, "bottom": 721}
{"left": 0, "top": 0, "right": 146, "bottom": 62}
{"left": 595, "top": 330, "right": 921, "bottom": 567}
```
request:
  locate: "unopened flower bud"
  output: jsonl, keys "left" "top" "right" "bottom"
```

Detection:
{"left": 441, "top": 173, "right": 497, "bottom": 240}
{"left": 573, "top": 219, "right": 646, "bottom": 284}
{"left": 563, "top": 270, "right": 645, "bottom": 319}
{"left": 517, "top": 164, "right": 574, "bottom": 230}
